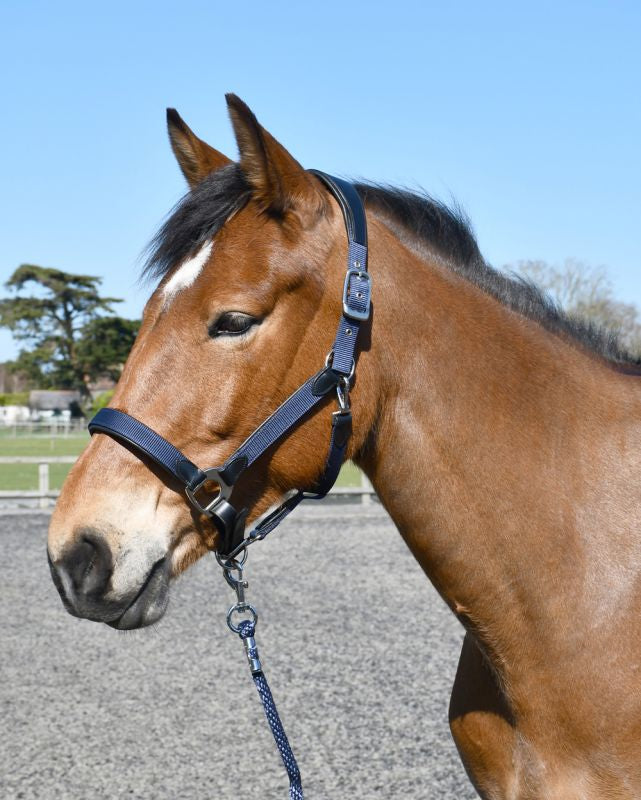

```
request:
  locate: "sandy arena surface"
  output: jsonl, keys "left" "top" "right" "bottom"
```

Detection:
{"left": 1, "top": 507, "right": 477, "bottom": 799}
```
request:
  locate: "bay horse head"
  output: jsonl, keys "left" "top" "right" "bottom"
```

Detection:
{"left": 47, "top": 96, "right": 377, "bottom": 629}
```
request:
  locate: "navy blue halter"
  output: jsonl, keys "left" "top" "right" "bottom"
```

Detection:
{"left": 89, "top": 171, "right": 371, "bottom": 557}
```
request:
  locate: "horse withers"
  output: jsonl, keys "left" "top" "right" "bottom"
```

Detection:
{"left": 48, "top": 95, "right": 641, "bottom": 799}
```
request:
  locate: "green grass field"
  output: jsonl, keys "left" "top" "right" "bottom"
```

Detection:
{"left": 0, "top": 430, "right": 362, "bottom": 491}
{"left": 0, "top": 431, "right": 90, "bottom": 457}
{"left": 0, "top": 430, "right": 89, "bottom": 490}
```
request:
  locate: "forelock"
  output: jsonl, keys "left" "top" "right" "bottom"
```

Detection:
{"left": 142, "top": 164, "right": 252, "bottom": 282}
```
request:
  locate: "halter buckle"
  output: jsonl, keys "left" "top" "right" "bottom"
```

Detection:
{"left": 342, "top": 268, "right": 371, "bottom": 321}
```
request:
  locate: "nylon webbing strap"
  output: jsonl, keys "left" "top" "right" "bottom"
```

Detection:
{"left": 332, "top": 242, "right": 369, "bottom": 374}
{"left": 249, "top": 410, "right": 351, "bottom": 543}
{"left": 221, "top": 367, "right": 337, "bottom": 475}
{"left": 309, "top": 171, "right": 367, "bottom": 246}
{"left": 89, "top": 408, "right": 205, "bottom": 490}
{"left": 310, "top": 171, "right": 370, "bottom": 376}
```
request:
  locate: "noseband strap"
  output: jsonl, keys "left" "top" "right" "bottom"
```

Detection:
{"left": 89, "top": 170, "right": 370, "bottom": 556}
{"left": 88, "top": 407, "right": 207, "bottom": 489}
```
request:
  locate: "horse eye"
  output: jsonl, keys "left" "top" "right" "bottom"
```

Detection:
{"left": 209, "top": 312, "right": 259, "bottom": 338}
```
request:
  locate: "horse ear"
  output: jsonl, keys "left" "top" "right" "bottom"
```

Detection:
{"left": 166, "top": 108, "right": 232, "bottom": 188}
{"left": 225, "top": 94, "right": 325, "bottom": 226}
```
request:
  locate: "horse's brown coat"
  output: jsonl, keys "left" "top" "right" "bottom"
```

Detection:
{"left": 48, "top": 96, "right": 641, "bottom": 798}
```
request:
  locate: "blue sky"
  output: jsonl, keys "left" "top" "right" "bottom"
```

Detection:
{"left": 1, "top": 0, "right": 639, "bottom": 359}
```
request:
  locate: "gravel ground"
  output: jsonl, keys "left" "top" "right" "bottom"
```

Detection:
{"left": 1, "top": 508, "right": 477, "bottom": 800}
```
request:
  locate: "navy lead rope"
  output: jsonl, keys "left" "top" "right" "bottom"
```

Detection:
{"left": 222, "top": 556, "right": 304, "bottom": 798}
{"left": 238, "top": 620, "right": 303, "bottom": 800}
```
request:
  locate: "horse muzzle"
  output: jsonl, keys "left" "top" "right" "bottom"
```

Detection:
{"left": 47, "top": 531, "right": 171, "bottom": 629}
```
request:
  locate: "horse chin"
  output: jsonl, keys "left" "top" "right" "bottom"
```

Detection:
{"left": 107, "top": 557, "right": 171, "bottom": 630}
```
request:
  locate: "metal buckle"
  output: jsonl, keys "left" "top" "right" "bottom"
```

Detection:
{"left": 184, "top": 467, "right": 232, "bottom": 515}
{"left": 342, "top": 268, "right": 371, "bottom": 321}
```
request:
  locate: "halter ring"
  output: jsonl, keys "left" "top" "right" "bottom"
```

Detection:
{"left": 227, "top": 603, "right": 259, "bottom": 633}
{"left": 324, "top": 350, "right": 355, "bottom": 382}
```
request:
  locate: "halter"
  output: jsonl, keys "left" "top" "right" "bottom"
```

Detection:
{"left": 88, "top": 171, "right": 371, "bottom": 799}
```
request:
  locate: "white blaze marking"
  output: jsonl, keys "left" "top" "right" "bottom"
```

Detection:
{"left": 162, "top": 241, "right": 212, "bottom": 304}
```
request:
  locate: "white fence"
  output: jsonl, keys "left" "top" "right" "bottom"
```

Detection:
{"left": 0, "top": 456, "right": 377, "bottom": 508}
{"left": 1, "top": 420, "right": 87, "bottom": 436}
{"left": 0, "top": 456, "right": 77, "bottom": 509}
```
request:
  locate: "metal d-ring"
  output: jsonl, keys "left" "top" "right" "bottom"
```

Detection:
{"left": 325, "top": 350, "right": 355, "bottom": 383}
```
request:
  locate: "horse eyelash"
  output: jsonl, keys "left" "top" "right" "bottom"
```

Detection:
{"left": 208, "top": 312, "right": 261, "bottom": 338}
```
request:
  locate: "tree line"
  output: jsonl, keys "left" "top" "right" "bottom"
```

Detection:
{"left": 1, "top": 259, "right": 638, "bottom": 409}
{"left": 0, "top": 265, "right": 139, "bottom": 402}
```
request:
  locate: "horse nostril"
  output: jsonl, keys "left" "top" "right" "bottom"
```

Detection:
{"left": 53, "top": 532, "right": 114, "bottom": 601}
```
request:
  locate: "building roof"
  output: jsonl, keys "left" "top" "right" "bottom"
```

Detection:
{"left": 29, "top": 390, "right": 83, "bottom": 411}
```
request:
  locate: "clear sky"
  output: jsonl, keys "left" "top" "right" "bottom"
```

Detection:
{"left": 1, "top": 0, "right": 639, "bottom": 359}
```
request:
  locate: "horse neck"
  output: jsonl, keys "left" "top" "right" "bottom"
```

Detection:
{"left": 356, "top": 217, "right": 641, "bottom": 686}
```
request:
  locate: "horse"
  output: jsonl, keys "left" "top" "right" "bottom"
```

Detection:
{"left": 48, "top": 95, "right": 641, "bottom": 799}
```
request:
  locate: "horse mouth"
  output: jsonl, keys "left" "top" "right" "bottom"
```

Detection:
{"left": 107, "top": 557, "right": 170, "bottom": 630}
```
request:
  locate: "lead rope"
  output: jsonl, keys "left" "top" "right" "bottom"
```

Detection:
{"left": 218, "top": 553, "right": 304, "bottom": 799}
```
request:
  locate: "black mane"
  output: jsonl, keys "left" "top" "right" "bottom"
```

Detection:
{"left": 144, "top": 165, "right": 638, "bottom": 366}
{"left": 356, "top": 182, "right": 639, "bottom": 366}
